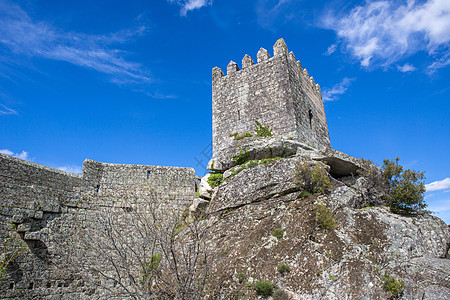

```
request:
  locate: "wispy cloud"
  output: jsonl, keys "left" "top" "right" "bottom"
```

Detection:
{"left": 256, "top": 0, "right": 295, "bottom": 28}
{"left": 0, "top": 149, "right": 30, "bottom": 160}
{"left": 146, "top": 92, "right": 177, "bottom": 100}
{"left": 58, "top": 165, "right": 82, "bottom": 174}
{"left": 322, "top": 0, "right": 450, "bottom": 70}
{"left": 0, "top": 104, "right": 17, "bottom": 115}
{"left": 428, "top": 51, "right": 450, "bottom": 73}
{"left": 169, "top": 0, "right": 212, "bottom": 16}
{"left": 322, "top": 77, "right": 355, "bottom": 101}
{"left": 426, "top": 177, "right": 450, "bottom": 192}
{"left": 324, "top": 44, "right": 337, "bottom": 56}
{"left": 397, "top": 63, "right": 416, "bottom": 72}
{"left": 0, "top": 1, "right": 150, "bottom": 85}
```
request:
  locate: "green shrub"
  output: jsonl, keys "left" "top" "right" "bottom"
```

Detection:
{"left": 254, "top": 120, "right": 273, "bottom": 137}
{"left": 229, "top": 165, "right": 246, "bottom": 178}
{"left": 233, "top": 146, "right": 250, "bottom": 165}
{"left": 382, "top": 158, "right": 427, "bottom": 215}
{"left": 272, "top": 228, "right": 284, "bottom": 238}
{"left": 315, "top": 205, "right": 337, "bottom": 230}
{"left": 254, "top": 280, "right": 274, "bottom": 296}
{"left": 227, "top": 157, "right": 283, "bottom": 180}
{"left": 207, "top": 173, "right": 223, "bottom": 188}
{"left": 260, "top": 157, "right": 282, "bottom": 165}
{"left": 382, "top": 273, "right": 404, "bottom": 296}
{"left": 278, "top": 263, "right": 290, "bottom": 275}
{"left": 299, "top": 190, "right": 312, "bottom": 198}
{"left": 246, "top": 160, "right": 259, "bottom": 168}
{"left": 140, "top": 253, "right": 161, "bottom": 285}
{"left": 294, "top": 161, "right": 331, "bottom": 194}
{"left": 273, "top": 289, "right": 290, "bottom": 300}
{"left": 238, "top": 272, "right": 245, "bottom": 283}
{"left": 230, "top": 132, "right": 253, "bottom": 140}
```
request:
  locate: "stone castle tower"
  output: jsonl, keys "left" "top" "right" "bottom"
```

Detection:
{"left": 212, "top": 38, "right": 331, "bottom": 158}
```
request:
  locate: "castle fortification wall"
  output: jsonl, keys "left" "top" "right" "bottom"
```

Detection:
{"left": 212, "top": 38, "right": 331, "bottom": 159}
{"left": 0, "top": 154, "right": 195, "bottom": 298}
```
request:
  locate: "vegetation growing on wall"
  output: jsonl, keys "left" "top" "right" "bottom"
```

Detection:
{"left": 314, "top": 205, "right": 337, "bottom": 230}
{"left": 233, "top": 146, "right": 250, "bottom": 165}
{"left": 271, "top": 228, "right": 284, "bottom": 239}
{"left": 230, "top": 132, "right": 253, "bottom": 140}
{"left": 294, "top": 161, "right": 331, "bottom": 194}
{"left": 254, "top": 120, "right": 273, "bottom": 137}
{"left": 227, "top": 157, "right": 283, "bottom": 179}
{"left": 382, "top": 273, "right": 404, "bottom": 297}
{"left": 207, "top": 173, "right": 224, "bottom": 188}
{"left": 254, "top": 280, "right": 274, "bottom": 296}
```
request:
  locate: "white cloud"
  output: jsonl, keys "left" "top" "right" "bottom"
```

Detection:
{"left": 427, "top": 198, "right": 450, "bottom": 223}
{"left": 397, "top": 63, "right": 417, "bottom": 72}
{"left": 0, "top": 104, "right": 17, "bottom": 115}
{"left": 428, "top": 51, "right": 450, "bottom": 73}
{"left": 0, "top": 1, "right": 150, "bottom": 85}
{"left": 322, "top": 0, "right": 450, "bottom": 69}
{"left": 169, "top": 0, "right": 212, "bottom": 16}
{"left": 58, "top": 165, "right": 82, "bottom": 174}
{"left": 322, "top": 77, "right": 355, "bottom": 101}
{"left": 0, "top": 149, "right": 29, "bottom": 160}
{"left": 426, "top": 177, "right": 450, "bottom": 192}
{"left": 324, "top": 44, "right": 337, "bottom": 56}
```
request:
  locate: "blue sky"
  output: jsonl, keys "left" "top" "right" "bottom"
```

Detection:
{"left": 0, "top": 0, "right": 449, "bottom": 222}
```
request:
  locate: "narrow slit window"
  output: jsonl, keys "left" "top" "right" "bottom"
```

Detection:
{"left": 147, "top": 171, "right": 150, "bottom": 179}
{"left": 308, "top": 110, "right": 313, "bottom": 128}
{"left": 95, "top": 185, "right": 100, "bottom": 193}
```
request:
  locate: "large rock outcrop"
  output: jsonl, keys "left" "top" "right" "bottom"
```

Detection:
{"left": 197, "top": 153, "right": 450, "bottom": 299}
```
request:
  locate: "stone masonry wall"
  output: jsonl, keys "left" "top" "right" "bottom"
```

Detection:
{"left": 0, "top": 153, "right": 195, "bottom": 299}
{"left": 212, "top": 38, "right": 331, "bottom": 160}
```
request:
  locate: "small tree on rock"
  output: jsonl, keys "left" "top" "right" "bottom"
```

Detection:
{"left": 382, "top": 158, "right": 427, "bottom": 215}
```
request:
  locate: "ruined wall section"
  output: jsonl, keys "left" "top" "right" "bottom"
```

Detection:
{"left": 0, "top": 153, "right": 84, "bottom": 298}
{"left": 212, "top": 38, "right": 330, "bottom": 159}
{"left": 0, "top": 154, "right": 196, "bottom": 299}
{"left": 83, "top": 159, "right": 195, "bottom": 209}
{"left": 0, "top": 153, "right": 82, "bottom": 219}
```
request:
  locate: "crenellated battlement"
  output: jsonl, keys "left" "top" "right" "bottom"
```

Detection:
{"left": 212, "top": 38, "right": 322, "bottom": 100}
{"left": 211, "top": 38, "right": 331, "bottom": 162}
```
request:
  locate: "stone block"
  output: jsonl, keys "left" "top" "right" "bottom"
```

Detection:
{"left": 34, "top": 210, "right": 44, "bottom": 219}
{"left": 24, "top": 231, "right": 41, "bottom": 240}
{"left": 189, "top": 198, "right": 209, "bottom": 213}
{"left": 12, "top": 214, "right": 25, "bottom": 223}
{"left": 17, "top": 223, "right": 31, "bottom": 232}
{"left": 199, "top": 174, "right": 213, "bottom": 200}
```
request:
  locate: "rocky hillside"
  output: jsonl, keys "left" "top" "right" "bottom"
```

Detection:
{"left": 194, "top": 138, "right": 450, "bottom": 299}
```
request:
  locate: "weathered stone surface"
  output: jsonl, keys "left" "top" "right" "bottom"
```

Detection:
{"left": 34, "top": 210, "right": 44, "bottom": 219}
{"left": 17, "top": 223, "right": 31, "bottom": 232}
{"left": 201, "top": 182, "right": 450, "bottom": 299}
{"left": 208, "top": 137, "right": 314, "bottom": 172}
{"left": 0, "top": 153, "right": 196, "bottom": 299}
{"left": 11, "top": 215, "right": 24, "bottom": 223}
{"left": 422, "top": 285, "right": 450, "bottom": 299}
{"left": 199, "top": 173, "right": 213, "bottom": 199}
{"left": 208, "top": 156, "right": 302, "bottom": 213}
{"left": 24, "top": 231, "right": 41, "bottom": 240}
{"left": 311, "top": 148, "right": 364, "bottom": 177}
{"left": 189, "top": 198, "right": 209, "bottom": 213}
